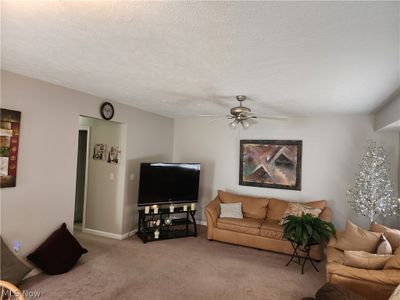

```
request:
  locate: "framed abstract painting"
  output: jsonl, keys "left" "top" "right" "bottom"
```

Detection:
{"left": 239, "top": 140, "right": 302, "bottom": 190}
{"left": 0, "top": 109, "right": 21, "bottom": 188}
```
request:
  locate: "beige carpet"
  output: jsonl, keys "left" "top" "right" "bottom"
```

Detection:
{"left": 21, "top": 226, "right": 326, "bottom": 299}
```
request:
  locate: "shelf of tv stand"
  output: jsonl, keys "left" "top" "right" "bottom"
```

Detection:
{"left": 139, "top": 207, "right": 195, "bottom": 216}
{"left": 137, "top": 208, "right": 197, "bottom": 243}
{"left": 137, "top": 228, "right": 196, "bottom": 243}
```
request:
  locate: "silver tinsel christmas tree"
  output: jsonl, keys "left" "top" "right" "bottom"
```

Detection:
{"left": 347, "top": 140, "right": 397, "bottom": 222}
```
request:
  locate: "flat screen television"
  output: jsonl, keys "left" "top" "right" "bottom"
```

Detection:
{"left": 138, "top": 162, "right": 200, "bottom": 206}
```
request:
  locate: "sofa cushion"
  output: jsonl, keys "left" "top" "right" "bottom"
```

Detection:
{"left": 370, "top": 222, "right": 400, "bottom": 249}
{"left": 384, "top": 255, "right": 400, "bottom": 270}
{"left": 217, "top": 217, "right": 262, "bottom": 235}
{"left": 305, "top": 200, "right": 327, "bottom": 209}
{"left": 335, "top": 221, "right": 381, "bottom": 252}
{"left": 267, "top": 199, "right": 326, "bottom": 221}
{"left": 280, "top": 203, "right": 322, "bottom": 225}
{"left": 344, "top": 251, "right": 392, "bottom": 270}
{"left": 220, "top": 203, "right": 243, "bottom": 219}
{"left": 259, "top": 219, "right": 284, "bottom": 240}
{"left": 266, "top": 198, "right": 289, "bottom": 221}
{"left": 327, "top": 231, "right": 344, "bottom": 247}
{"left": 327, "top": 246, "right": 345, "bottom": 264}
{"left": 327, "top": 262, "right": 400, "bottom": 285}
{"left": 218, "top": 190, "right": 269, "bottom": 219}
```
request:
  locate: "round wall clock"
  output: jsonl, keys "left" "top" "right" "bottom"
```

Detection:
{"left": 100, "top": 102, "right": 114, "bottom": 120}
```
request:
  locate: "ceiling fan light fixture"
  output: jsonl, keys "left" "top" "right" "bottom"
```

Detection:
{"left": 200, "top": 95, "right": 288, "bottom": 128}
{"left": 229, "top": 120, "right": 239, "bottom": 129}
{"left": 242, "top": 120, "right": 250, "bottom": 129}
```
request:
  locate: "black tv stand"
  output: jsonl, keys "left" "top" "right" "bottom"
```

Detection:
{"left": 137, "top": 206, "right": 197, "bottom": 243}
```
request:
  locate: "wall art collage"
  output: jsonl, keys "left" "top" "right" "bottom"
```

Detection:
{"left": 93, "top": 144, "right": 121, "bottom": 164}
{"left": 0, "top": 108, "right": 21, "bottom": 188}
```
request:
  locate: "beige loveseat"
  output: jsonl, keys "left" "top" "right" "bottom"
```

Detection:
{"left": 327, "top": 231, "right": 400, "bottom": 300}
{"left": 205, "top": 190, "right": 332, "bottom": 260}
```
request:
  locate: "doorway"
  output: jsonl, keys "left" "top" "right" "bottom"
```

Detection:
{"left": 74, "top": 126, "right": 90, "bottom": 232}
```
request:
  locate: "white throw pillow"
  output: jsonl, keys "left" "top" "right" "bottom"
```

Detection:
{"left": 377, "top": 234, "right": 393, "bottom": 255}
{"left": 220, "top": 203, "right": 243, "bottom": 219}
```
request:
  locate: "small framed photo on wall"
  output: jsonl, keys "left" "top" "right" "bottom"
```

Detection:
{"left": 107, "top": 146, "right": 121, "bottom": 164}
{"left": 93, "top": 143, "right": 107, "bottom": 160}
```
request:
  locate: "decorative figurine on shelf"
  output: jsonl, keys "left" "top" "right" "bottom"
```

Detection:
{"left": 191, "top": 203, "right": 196, "bottom": 211}
{"left": 169, "top": 203, "right": 175, "bottom": 213}
{"left": 183, "top": 204, "right": 188, "bottom": 212}
{"left": 152, "top": 205, "right": 159, "bottom": 214}
{"left": 154, "top": 229, "right": 160, "bottom": 239}
{"left": 164, "top": 217, "right": 172, "bottom": 226}
{"left": 144, "top": 206, "right": 150, "bottom": 214}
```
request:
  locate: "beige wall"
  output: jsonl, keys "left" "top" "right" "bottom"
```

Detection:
{"left": 374, "top": 93, "right": 400, "bottom": 198}
{"left": 79, "top": 116, "right": 126, "bottom": 235}
{"left": 173, "top": 115, "right": 399, "bottom": 229}
{"left": 1, "top": 69, "right": 399, "bottom": 258}
{"left": 1, "top": 71, "right": 173, "bottom": 257}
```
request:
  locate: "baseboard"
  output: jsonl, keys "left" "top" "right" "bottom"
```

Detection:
{"left": 24, "top": 268, "right": 42, "bottom": 280}
{"left": 120, "top": 229, "right": 138, "bottom": 239}
{"left": 82, "top": 228, "right": 137, "bottom": 240}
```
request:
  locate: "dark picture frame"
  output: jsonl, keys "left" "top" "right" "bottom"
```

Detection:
{"left": 1, "top": 108, "right": 21, "bottom": 188}
{"left": 239, "top": 140, "right": 302, "bottom": 190}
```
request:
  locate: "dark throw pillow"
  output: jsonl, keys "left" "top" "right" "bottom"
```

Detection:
{"left": 27, "top": 223, "right": 88, "bottom": 275}
{"left": 1, "top": 236, "right": 32, "bottom": 286}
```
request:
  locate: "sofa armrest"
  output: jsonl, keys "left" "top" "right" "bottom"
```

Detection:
{"left": 319, "top": 207, "right": 332, "bottom": 222}
{"left": 205, "top": 196, "right": 221, "bottom": 240}
{"left": 328, "top": 230, "right": 344, "bottom": 247}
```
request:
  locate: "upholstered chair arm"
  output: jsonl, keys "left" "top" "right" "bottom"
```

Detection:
{"left": 327, "top": 230, "right": 343, "bottom": 247}
{"left": 205, "top": 196, "right": 221, "bottom": 240}
{"left": 319, "top": 207, "right": 333, "bottom": 223}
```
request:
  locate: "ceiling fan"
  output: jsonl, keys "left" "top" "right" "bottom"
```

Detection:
{"left": 200, "top": 95, "right": 288, "bottom": 129}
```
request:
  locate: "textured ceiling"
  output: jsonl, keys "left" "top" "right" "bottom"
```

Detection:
{"left": 2, "top": 1, "right": 399, "bottom": 117}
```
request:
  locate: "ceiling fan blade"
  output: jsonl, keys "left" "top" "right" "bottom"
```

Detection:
{"left": 239, "top": 111, "right": 288, "bottom": 120}
{"left": 256, "top": 115, "right": 289, "bottom": 120}
{"left": 208, "top": 118, "right": 223, "bottom": 123}
{"left": 240, "top": 111, "right": 257, "bottom": 116}
{"left": 199, "top": 114, "right": 223, "bottom": 117}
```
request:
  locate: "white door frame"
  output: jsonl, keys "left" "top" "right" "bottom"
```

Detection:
{"left": 78, "top": 125, "right": 90, "bottom": 231}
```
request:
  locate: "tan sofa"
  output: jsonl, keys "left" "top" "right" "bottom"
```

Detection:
{"left": 205, "top": 190, "right": 332, "bottom": 260}
{"left": 326, "top": 231, "right": 400, "bottom": 300}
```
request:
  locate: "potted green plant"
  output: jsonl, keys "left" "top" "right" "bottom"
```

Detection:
{"left": 282, "top": 213, "right": 336, "bottom": 247}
